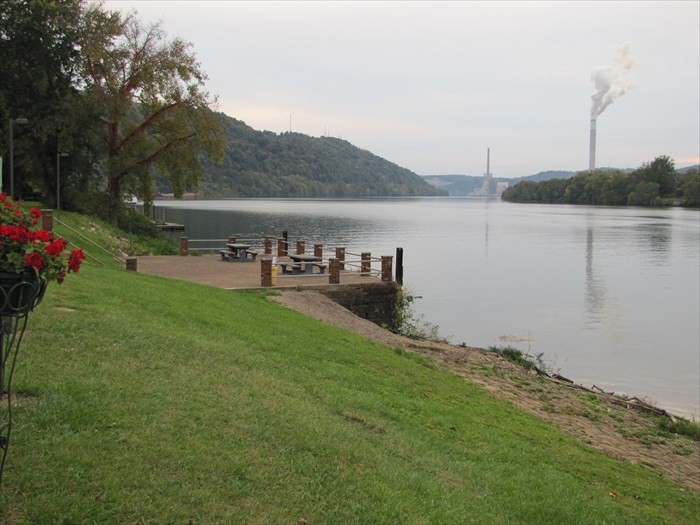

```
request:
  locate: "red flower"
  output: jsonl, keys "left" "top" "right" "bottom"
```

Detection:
{"left": 1, "top": 194, "right": 84, "bottom": 284}
{"left": 46, "top": 238, "right": 67, "bottom": 256}
{"left": 1, "top": 225, "right": 30, "bottom": 243}
{"left": 31, "top": 229, "right": 53, "bottom": 243}
{"left": 30, "top": 207, "right": 42, "bottom": 225}
{"left": 24, "top": 252, "right": 44, "bottom": 271}
{"left": 68, "top": 248, "right": 86, "bottom": 273}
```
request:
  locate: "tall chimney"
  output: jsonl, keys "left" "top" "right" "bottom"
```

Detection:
{"left": 588, "top": 119, "right": 596, "bottom": 171}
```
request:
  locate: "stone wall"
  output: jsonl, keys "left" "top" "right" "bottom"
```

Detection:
{"left": 317, "top": 281, "right": 400, "bottom": 331}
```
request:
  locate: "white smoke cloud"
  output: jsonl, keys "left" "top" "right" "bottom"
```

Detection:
{"left": 590, "top": 42, "right": 636, "bottom": 118}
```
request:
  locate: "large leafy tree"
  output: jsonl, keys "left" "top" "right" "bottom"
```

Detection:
{"left": 82, "top": 7, "right": 224, "bottom": 217}
{"left": 0, "top": 0, "right": 93, "bottom": 202}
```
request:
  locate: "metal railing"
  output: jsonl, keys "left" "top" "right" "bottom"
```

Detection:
{"left": 53, "top": 217, "right": 110, "bottom": 265}
{"left": 343, "top": 251, "right": 382, "bottom": 277}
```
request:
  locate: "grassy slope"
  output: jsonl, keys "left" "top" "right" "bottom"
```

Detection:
{"left": 0, "top": 216, "right": 697, "bottom": 523}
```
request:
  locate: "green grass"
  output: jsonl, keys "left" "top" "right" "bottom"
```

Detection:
{"left": 0, "top": 220, "right": 698, "bottom": 522}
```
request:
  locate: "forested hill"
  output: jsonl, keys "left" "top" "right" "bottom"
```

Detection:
{"left": 177, "top": 113, "right": 445, "bottom": 198}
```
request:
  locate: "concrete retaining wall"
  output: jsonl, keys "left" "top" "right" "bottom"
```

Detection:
{"left": 317, "top": 281, "right": 400, "bottom": 331}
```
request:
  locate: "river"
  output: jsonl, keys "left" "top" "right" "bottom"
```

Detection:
{"left": 154, "top": 198, "right": 700, "bottom": 418}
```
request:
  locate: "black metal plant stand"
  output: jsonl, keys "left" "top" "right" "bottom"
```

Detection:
{"left": 0, "top": 273, "right": 46, "bottom": 486}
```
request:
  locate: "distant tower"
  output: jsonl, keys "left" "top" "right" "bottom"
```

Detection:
{"left": 588, "top": 119, "right": 596, "bottom": 171}
{"left": 481, "top": 148, "right": 493, "bottom": 199}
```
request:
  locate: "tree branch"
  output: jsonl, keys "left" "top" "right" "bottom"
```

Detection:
{"left": 136, "top": 131, "right": 197, "bottom": 167}
{"left": 117, "top": 100, "right": 185, "bottom": 151}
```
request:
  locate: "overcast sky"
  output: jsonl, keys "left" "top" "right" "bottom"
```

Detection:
{"left": 103, "top": 1, "right": 699, "bottom": 178}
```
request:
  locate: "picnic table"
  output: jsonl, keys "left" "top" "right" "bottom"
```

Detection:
{"left": 220, "top": 243, "right": 257, "bottom": 262}
{"left": 285, "top": 253, "right": 327, "bottom": 274}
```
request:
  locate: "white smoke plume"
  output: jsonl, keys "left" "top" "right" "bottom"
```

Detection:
{"left": 590, "top": 42, "right": 636, "bottom": 118}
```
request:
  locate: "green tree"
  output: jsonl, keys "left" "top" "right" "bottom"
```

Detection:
{"left": 82, "top": 7, "right": 224, "bottom": 218}
{"left": 0, "top": 0, "right": 94, "bottom": 201}
{"left": 535, "top": 178, "right": 567, "bottom": 203}
{"left": 634, "top": 155, "right": 677, "bottom": 197}
{"left": 680, "top": 168, "right": 699, "bottom": 207}
{"left": 627, "top": 181, "right": 660, "bottom": 206}
{"left": 600, "top": 171, "right": 630, "bottom": 205}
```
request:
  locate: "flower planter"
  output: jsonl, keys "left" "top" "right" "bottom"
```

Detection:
{"left": 0, "top": 270, "right": 46, "bottom": 317}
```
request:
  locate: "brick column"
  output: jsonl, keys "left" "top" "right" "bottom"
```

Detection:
{"left": 314, "top": 244, "right": 323, "bottom": 257}
{"left": 264, "top": 237, "right": 272, "bottom": 254}
{"left": 277, "top": 238, "right": 287, "bottom": 257}
{"left": 329, "top": 258, "right": 340, "bottom": 284}
{"left": 261, "top": 259, "right": 272, "bottom": 287}
{"left": 126, "top": 257, "right": 138, "bottom": 272}
{"left": 335, "top": 247, "right": 345, "bottom": 270}
{"left": 381, "top": 256, "right": 393, "bottom": 282}
{"left": 296, "top": 240, "right": 305, "bottom": 255}
{"left": 41, "top": 209, "right": 53, "bottom": 233}
{"left": 361, "top": 252, "right": 371, "bottom": 276}
{"left": 228, "top": 236, "right": 236, "bottom": 244}
{"left": 179, "top": 237, "right": 188, "bottom": 256}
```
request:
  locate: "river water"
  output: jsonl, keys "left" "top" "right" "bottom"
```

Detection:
{"left": 154, "top": 198, "right": 700, "bottom": 418}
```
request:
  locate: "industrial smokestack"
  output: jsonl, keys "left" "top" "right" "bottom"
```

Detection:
{"left": 588, "top": 119, "right": 596, "bottom": 171}
{"left": 588, "top": 43, "right": 634, "bottom": 171}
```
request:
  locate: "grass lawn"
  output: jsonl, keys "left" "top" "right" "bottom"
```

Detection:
{"left": 0, "top": 227, "right": 698, "bottom": 523}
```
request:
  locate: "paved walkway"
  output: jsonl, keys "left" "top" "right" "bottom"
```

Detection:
{"left": 135, "top": 254, "right": 378, "bottom": 290}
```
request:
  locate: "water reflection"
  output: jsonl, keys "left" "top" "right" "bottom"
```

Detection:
{"left": 585, "top": 228, "right": 606, "bottom": 327}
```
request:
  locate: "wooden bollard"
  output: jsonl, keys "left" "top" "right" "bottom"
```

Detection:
{"left": 264, "top": 237, "right": 272, "bottom": 255}
{"left": 361, "top": 252, "right": 371, "bottom": 276}
{"left": 314, "top": 244, "right": 323, "bottom": 257}
{"left": 261, "top": 259, "right": 272, "bottom": 287}
{"left": 335, "top": 247, "right": 345, "bottom": 270}
{"left": 296, "top": 240, "right": 305, "bottom": 255}
{"left": 179, "top": 237, "right": 188, "bottom": 256}
{"left": 126, "top": 257, "right": 138, "bottom": 272}
{"left": 396, "top": 247, "right": 404, "bottom": 285}
{"left": 41, "top": 209, "right": 53, "bottom": 233}
{"left": 329, "top": 258, "right": 340, "bottom": 284}
{"left": 277, "top": 238, "right": 287, "bottom": 257}
{"left": 381, "top": 256, "right": 393, "bottom": 282}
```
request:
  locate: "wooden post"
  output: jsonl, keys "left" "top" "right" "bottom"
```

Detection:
{"left": 314, "top": 244, "right": 323, "bottom": 258}
{"left": 261, "top": 259, "right": 272, "bottom": 287}
{"left": 381, "top": 256, "right": 393, "bottom": 282}
{"left": 329, "top": 258, "right": 340, "bottom": 284}
{"left": 126, "top": 257, "right": 138, "bottom": 272}
{"left": 335, "top": 247, "right": 345, "bottom": 270}
{"left": 361, "top": 252, "right": 371, "bottom": 276}
{"left": 264, "top": 237, "right": 272, "bottom": 254}
{"left": 396, "top": 247, "right": 403, "bottom": 285}
{"left": 179, "top": 237, "right": 188, "bottom": 256}
{"left": 296, "top": 240, "right": 305, "bottom": 255}
{"left": 41, "top": 209, "right": 53, "bottom": 233}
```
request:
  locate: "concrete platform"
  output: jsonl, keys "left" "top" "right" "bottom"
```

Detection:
{"left": 134, "top": 254, "right": 380, "bottom": 290}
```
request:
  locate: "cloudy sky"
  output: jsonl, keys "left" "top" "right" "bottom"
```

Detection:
{"left": 103, "top": 1, "right": 699, "bottom": 178}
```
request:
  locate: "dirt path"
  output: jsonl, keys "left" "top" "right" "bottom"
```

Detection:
{"left": 269, "top": 290, "right": 700, "bottom": 492}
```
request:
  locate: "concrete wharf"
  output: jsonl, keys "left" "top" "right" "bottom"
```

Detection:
{"left": 134, "top": 254, "right": 382, "bottom": 290}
